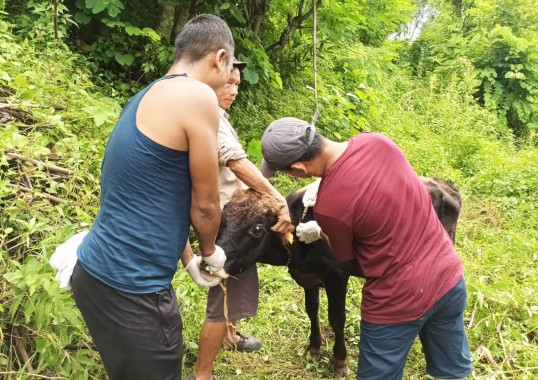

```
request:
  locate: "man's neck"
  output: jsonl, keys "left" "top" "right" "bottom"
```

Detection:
{"left": 167, "top": 60, "right": 211, "bottom": 86}
{"left": 319, "top": 141, "right": 348, "bottom": 176}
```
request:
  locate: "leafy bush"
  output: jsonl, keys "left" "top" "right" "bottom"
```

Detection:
{"left": 407, "top": 0, "right": 538, "bottom": 139}
{"left": 0, "top": 16, "right": 118, "bottom": 376}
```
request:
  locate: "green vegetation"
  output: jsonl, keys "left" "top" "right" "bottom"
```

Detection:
{"left": 1, "top": 0, "right": 537, "bottom": 379}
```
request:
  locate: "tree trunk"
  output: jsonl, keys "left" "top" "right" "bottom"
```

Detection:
{"left": 172, "top": 0, "right": 197, "bottom": 40}
{"left": 156, "top": 2, "right": 178, "bottom": 42}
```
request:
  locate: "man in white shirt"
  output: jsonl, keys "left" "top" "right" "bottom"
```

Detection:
{"left": 187, "top": 59, "right": 293, "bottom": 380}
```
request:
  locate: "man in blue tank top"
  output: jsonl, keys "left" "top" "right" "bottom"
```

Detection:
{"left": 71, "top": 14, "right": 234, "bottom": 380}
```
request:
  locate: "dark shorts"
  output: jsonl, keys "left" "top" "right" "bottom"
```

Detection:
{"left": 358, "top": 277, "right": 472, "bottom": 380}
{"left": 71, "top": 262, "right": 183, "bottom": 380}
{"left": 206, "top": 264, "right": 259, "bottom": 322}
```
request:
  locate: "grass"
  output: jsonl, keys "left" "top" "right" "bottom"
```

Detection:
{"left": 179, "top": 265, "right": 363, "bottom": 380}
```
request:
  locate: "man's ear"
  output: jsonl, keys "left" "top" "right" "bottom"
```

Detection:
{"left": 214, "top": 48, "right": 229, "bottom": 73}
{"left": 290, "top": 162, "right": 308, "bottom": 175}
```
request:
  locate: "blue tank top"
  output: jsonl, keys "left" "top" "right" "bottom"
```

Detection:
{"left": 78, "top": 74, "right": 192, "bottom": 293}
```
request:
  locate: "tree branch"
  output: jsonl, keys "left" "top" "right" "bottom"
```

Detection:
{"left": 54, "top": 0, "right": 59, "bottom": 40}
{"left": 266, "top": 0, "right": 322, "bottom": 56}
{"left": 246, "top": 0, "right": 271, "bottom": 36}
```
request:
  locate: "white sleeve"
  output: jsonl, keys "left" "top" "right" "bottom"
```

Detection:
{"left": 217, "top": 121, "right": 247, "bottom": 167}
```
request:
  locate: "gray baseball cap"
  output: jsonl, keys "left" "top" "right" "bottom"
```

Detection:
{"left": 261, "top": 117, "right": 316, "bottom": 178}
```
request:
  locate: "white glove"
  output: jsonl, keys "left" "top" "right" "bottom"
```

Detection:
{"left": 185, "top": 255, "right": 221, "bottom": 287}
{"left": 201, "top": 245, "right": 226, "bottom": 273}
{"left": 49, "top": 231, "right": 89, "bottom": 290}
{"left": 296, "top": 221, "right": 322, "bottom": 244}
{"left": 302, "top": 178, "right": 322, "bottom": 208}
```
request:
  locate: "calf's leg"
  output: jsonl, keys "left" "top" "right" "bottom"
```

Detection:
{"left": 304, "top": 287, "right": 322, "bottom": 360}
{"left": 326, "top": 277, "right": 350, "bottom": 377}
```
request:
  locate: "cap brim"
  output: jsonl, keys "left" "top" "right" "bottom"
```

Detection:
{"left": 261, "top": 159, "right": 277, "bottom": 178}
{"left": 232, "top": 60, "right": 247, "bottom": 71}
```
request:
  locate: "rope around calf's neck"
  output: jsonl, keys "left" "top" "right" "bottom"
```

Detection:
{"left": 219, "top": 281, "right": 238, "bottom": 350}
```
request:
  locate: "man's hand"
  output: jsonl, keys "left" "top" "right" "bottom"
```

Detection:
{"left": 271, "top": 201, "right": 294, "bottom": 234}
{"left": 296, "top": 221, "right": 322, "bottom": 244}
{"left": 185, "top": 255, "right": 221, "bottom": 287}
{"left": 201, "top": 245, "right": 226, "bottom": 272}
{"left": 302, "top": 178, "right": 321, "bottom": 208}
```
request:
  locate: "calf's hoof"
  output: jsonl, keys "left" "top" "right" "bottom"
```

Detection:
{"left": 308, "top": 345, "right": 322, "bottom": 361}
{"left": 333, "top": 359, "right": 349, "bottom": 377}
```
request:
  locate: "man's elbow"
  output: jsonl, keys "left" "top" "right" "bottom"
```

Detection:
{"left": 226, "top": 157, "right": 248, "bottom": 172}
{"left": 192, "top": 198, "right": 221, "bottom": 219}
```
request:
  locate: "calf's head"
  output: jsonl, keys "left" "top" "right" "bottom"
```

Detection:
{"left": 217, "top": 189, "right": 289, "bottom": 275}
{"left": 420, "top": 176, "right": 461, "bottom": 243}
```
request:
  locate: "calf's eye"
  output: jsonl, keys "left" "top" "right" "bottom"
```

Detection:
{"left": 249, "top": 224, "right": 265, "bottom": 238}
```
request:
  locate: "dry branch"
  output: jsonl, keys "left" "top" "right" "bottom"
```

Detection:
{"left": 22, "top": 172, "right": 33, "bottom": 190}
{"left": 0, "top": 372, "right": 65, "bottom": 379}
{"left": 0, "top": 85, "right": 15, "bottom": 98}
{"left": 9, "top": 183, "right": 67, "bottom": 204}
{"left": 6, "top": 152, "right": 72, "bottom": 177}
{"left": 0, "top": 103, "right": 37, "bottom": 124}
{"left": 13, "top": 327, "right": 35, "bottom": 372}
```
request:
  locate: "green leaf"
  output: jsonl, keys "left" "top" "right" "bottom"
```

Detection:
{"left": 93, "top": 111, "right": 108, "bottom": 126}
{"left": 247, "top": 139, "right": 262, "bottom": 159}
{"left": 242, "top": 68, "right": 259, "bottom": 85}
{"left": 74, "top": 11, "right": 92, "bottom": 25}
{"left": 271, "top": 73, "right": 283, "bottom": 90}
{"left": 85, "top": 0, "right": 106, "bottom": 14}
{"left": 84, "top": 0, "right": 123, "bottom": 16}
{"left": 0, "top": 71, "right": 11, "bottom": 81}
{"left": 125, "top": 26, "right": 141, "bottom": 36}
{"left": 36, "top": 338, "right": 50, "bottom": 354}
{"left": 106, "top": 0, "right": 124, "bottom": 17}
{"left": 3, "top": 271, "right": 23, "bottom": 285}
{"left": 114, "top": 53, "right": 134, "bottom": 66}
{"left": 229, "top": 5, "right": 246, "bottom": 24}
{"left": 142, "top": 28, "right": 161, "bottom": 42}
{"left": 13, "top": 74, "right": 28, "bottom": 89}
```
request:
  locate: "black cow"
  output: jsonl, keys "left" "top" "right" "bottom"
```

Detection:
{"left": 217, "top": 177, "right": 461, "bottom": 376}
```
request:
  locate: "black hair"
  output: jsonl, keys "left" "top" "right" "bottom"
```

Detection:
{"left": 174, "top": 14, "right": 234, "bottom": 64}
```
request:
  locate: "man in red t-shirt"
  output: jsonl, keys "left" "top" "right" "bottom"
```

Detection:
{"left": 260, "top": 117, "right": 472, "bottom": 379}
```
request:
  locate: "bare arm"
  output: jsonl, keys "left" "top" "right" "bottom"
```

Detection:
{"left": 228, "top": 158, "right": 293, "bottom": 234}
{"left": 181, "top": 239, "right": 194, "bottom": 267}
{"left": 185, "top": 87, "right": 222, "bottom": 256}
